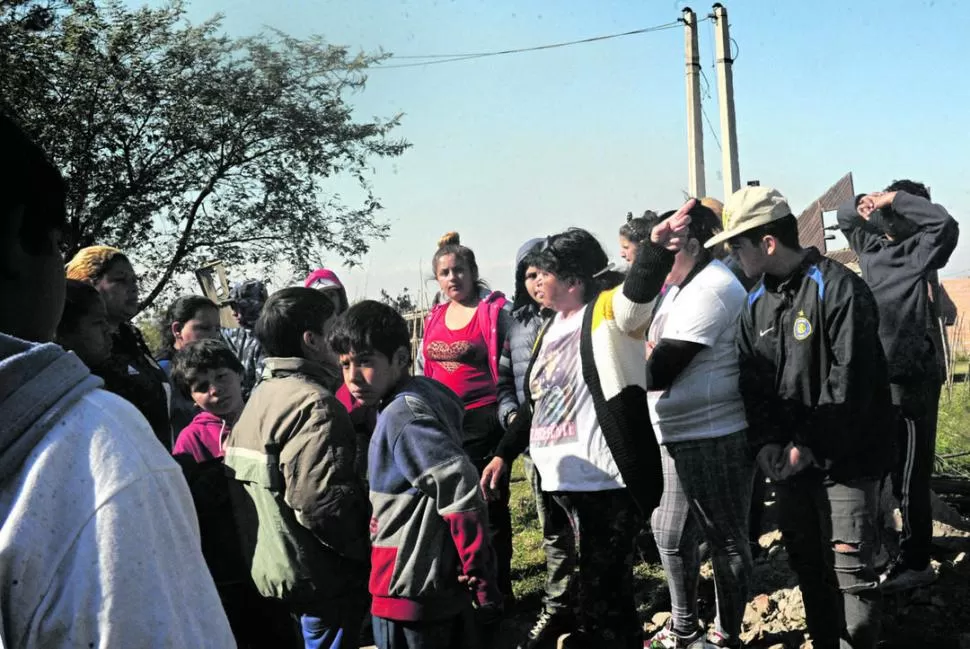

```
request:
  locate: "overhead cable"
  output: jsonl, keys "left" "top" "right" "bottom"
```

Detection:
{"left": 374, "top": 19, "right": 693, "bottom": 69}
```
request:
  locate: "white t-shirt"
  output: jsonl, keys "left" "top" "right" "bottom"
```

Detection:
{"left": 647, "top": 259, "right": 748, "bottom": 444}
{"left": 529, "top": 306, "right": 626, "bottom": 492}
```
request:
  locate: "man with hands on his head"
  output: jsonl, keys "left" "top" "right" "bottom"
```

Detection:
{"left": 710, "top": 186, "right": 894, "bottom": 649}
{"left": 837, "top": 181, "right": 958, "bottom": 593}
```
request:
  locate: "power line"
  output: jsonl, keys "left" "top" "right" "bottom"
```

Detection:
{"left": 373, "top": 20, "right": 689, "bottom": 69}
{"left": 698, "top": 67, "right": 721, "bottom": 152}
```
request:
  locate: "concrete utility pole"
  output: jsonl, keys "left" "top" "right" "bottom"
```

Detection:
{"left": 712, "top": 3, "right": 741, "bottom": 200}
{"left": 683, "top": 7, "right": 705, "bottom": 198}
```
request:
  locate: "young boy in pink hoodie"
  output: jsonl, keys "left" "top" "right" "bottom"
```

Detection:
{"left": 170, "top": 338, "right": 245, "bottom": 462}
{"left": 169, "top": 337, "right": 299, "bottom": 645}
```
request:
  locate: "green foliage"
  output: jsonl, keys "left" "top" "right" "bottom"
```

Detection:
{"left": 0, "top": 0, "right": 409, "bottom": 310}
{"left": 135, "top": 311, "right": 163, "bottom": 356}
{"left": 937, "top": 390, "right": 970, "bottom": 473}
{"left": 380, "top": 288, "right": 417, "bottom": 314}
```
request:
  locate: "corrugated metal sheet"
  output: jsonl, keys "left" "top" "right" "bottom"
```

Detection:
{"left": 796, "top": 172, "right": 858, "bottom": 265}
{"left": 828, "top": 249, "right": 860, "bottom": 267}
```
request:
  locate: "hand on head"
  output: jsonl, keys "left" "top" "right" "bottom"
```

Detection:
{"left": 856, "top": 191, "right": 897, "bottom": 221}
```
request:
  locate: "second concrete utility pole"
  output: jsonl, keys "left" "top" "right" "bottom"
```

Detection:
{"left": 713, "top": 3, "right": 740, "bottom": 200}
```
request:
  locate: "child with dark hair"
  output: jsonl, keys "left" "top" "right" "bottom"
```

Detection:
{"left": 160, "top": 295, "right": 221, "bottom": 433}
{"left": 158, "top": 295, "right": 221, "bottom": 369}
{"left": 170, "top": 338, "right": 297, "bottom": 647}
{"left": 618, "top": 210, "right": 662, "bottom": 266}
{"left": 329, "top": 300, "right": 502, "bottom": 649}
{"left": 224, "top": 286, "right": 369, "bottom": 649}
{"left": 56, "top": 279, "right": 113, "bottom": 369}
{"left": 170, "top": 339, "right": 244, "bottom": 462}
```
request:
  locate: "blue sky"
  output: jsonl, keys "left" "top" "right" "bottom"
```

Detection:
{"left": 135, "top": 0, "right": 970, "bottom": 302}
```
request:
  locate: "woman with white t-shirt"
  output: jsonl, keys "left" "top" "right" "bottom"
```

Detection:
{"left": 644, "top": 203, "right": 753, "bottom": 649}
{"left": 483, "top": 206, "right": 696, "bottom": 649}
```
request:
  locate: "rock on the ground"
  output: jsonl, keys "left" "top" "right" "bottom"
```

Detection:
{"left": 741, "top": 586, "right": 805, "bottom": 643}
{"left": 645, "top": 611, "right": 671, "bottom": 634}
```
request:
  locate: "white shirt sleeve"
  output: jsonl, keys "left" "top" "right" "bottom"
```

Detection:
{"left": 26, "top": 469, "right": 236, "bottom": 649}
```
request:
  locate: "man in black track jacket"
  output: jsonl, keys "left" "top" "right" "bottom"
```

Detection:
{"left": 705, "top": 185, "right": 894, "bottom": 649}
{"left": 837, "top": 180, "right": 959, "bottom": 593}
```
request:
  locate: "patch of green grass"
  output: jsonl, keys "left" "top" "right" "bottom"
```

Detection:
{"left": 937, "top": 389, "right": 970, "bottom": 473}
{"left": 508, "top": 460, "right": 546, "bottom": 606}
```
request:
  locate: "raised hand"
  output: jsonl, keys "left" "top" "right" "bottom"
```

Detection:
{"left": 650, "top": 198, "right": 695, "bottom": 251}
{"left": 857, "top": 191, "right": 897, "bottom": 221}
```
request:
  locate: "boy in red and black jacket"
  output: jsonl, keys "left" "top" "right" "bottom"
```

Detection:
{"left": 328, "top": 300, "right": 502, "bottom": 649}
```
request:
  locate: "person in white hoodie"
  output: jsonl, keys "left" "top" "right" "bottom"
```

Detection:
{"left": 0, "top": 113, "right": 236, "bottom": 648}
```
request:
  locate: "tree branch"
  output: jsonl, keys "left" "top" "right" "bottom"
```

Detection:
{"left": 139, "top": 172, "right": 219, "bottom": 310}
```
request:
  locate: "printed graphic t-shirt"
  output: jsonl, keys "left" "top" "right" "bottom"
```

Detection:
{"left": 647, "top": 259, "right": 748, "bottom": 444}
{"left": 423, "top": 308, "right": 497, "bottom": 409}
{"left": 528, "top": 306, "right": 625, "bottom": 492}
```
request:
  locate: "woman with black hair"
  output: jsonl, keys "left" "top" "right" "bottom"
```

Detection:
{"left": 496, "top": 238, "right": 579, "bottom": 647}
{"left": 483, "top": 205, "right": 693, "bottom": 649}
{"left": 157, "top": 295, "right": 221, "bottom": 434}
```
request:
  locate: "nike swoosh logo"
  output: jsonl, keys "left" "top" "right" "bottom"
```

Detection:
{"left": 759, "top": 327, "right": 774, "bottom": 337}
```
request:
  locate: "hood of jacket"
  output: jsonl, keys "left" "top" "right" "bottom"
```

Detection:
{"left": 185, "top": 409, "right": 226, "bottom": 432}
{"left": 0, "top": 334, "right": 103, "bottom": 483}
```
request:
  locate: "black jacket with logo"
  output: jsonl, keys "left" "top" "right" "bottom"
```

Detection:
{"left": 737, "top": 248, "right": 895, "bottom": 481}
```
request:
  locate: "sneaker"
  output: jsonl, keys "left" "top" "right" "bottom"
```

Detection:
{"left": 879, "top": 560, "right": 937, "bottom": 593}
{"left": 516, "top": 609, "right": 572, "bottom": 649}
{"left": 645, "top": 620, "right": 706, "bottom": 648}
{"left": 706, "top": 629, "right": 740, "bottom": 648}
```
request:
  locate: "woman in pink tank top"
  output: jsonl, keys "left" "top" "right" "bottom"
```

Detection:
{"left": 420, "top": 231, "right": 513, "bottom": 600}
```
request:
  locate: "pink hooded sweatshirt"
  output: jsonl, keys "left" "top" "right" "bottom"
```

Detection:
{"left": 173, "top": 410, "right": 230, "bottom": 463}
{"left": 304, "top": 268, "right": 349, "bottom": 313}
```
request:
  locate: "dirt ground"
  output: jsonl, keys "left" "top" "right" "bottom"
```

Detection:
{"left": 499, "top": 492, "right": 970, "bottom": 649}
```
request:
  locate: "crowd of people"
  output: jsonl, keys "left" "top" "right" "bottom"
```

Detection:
{"left": 0, "top": 107, "right": 961, "bottom": 649}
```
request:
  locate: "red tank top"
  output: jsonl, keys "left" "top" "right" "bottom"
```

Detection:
{"left": 423, "top": 309, "right": 497, "bottom": 409}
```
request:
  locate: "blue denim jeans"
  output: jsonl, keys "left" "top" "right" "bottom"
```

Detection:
{"left": 300, "top": 614, "right": 357, "bottom": 649}
{"left": 299, "top": 595, "right": 368, "bottom": 649}
{"left": 774, "top": 474, "right": 882, "bottom": 649}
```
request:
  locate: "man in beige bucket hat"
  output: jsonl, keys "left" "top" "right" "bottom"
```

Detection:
{"left": 717, "top": 185, "right": 893, "bottom": 648}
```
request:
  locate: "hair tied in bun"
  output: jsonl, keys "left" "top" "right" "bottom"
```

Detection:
{"left": 437, "top": 231, "right": 460, "bottom": 248}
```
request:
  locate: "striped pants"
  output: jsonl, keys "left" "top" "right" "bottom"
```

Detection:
{"left": 650, "top": 431, "right": 753, "bottom": 644}
{"left": 892, "top": 381, "right": 941, "bottom": 570}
